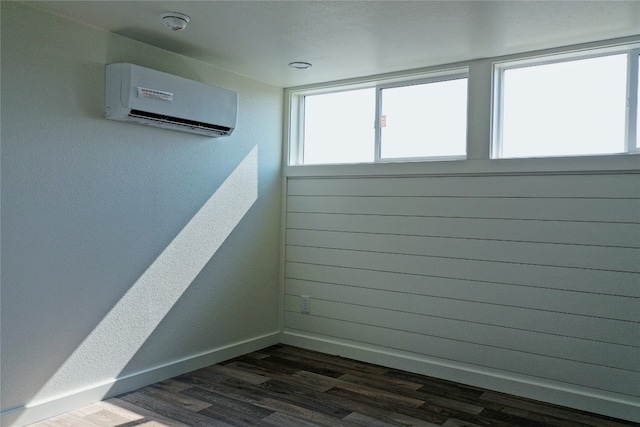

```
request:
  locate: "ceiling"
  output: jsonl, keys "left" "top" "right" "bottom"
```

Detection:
{"left": 26, "top": 1, "right": 640, "bottom": 88}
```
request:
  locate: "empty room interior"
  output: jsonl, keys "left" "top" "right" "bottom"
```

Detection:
{"left": 1, "top": 1, "right": 639, "bottom": 426}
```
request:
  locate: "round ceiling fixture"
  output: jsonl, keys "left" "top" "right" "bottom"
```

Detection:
{"left": 288, "top": 62, "right": 313, "bottom": 70}
{"left": 161, "top": 12, "right": 191, "bottom": 31}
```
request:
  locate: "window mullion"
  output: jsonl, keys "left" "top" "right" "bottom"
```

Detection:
{"left": 626, "top": 49, "right": 639, "bottom": 152}
{"left": 374, "top": 86, "right": 382, "bottom": 162}
{"left": 298, "top": 95, "right": 306, "bottom": 164}
{"left": 491, "top": 65, "right": 506, "bottom": 159}
{"left": 286, "top": 91, "right": 303, "bottom": 165}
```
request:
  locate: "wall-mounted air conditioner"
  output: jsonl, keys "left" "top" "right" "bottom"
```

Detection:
{"left": 105, "top": 63, "right": 237, "bottom": 137}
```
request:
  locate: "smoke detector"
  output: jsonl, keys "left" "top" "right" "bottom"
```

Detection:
{"left": 161, "top": 12, "right": 190, "bottom": 31}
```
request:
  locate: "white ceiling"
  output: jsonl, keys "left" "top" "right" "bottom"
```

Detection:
{"left": 27, "top": 1, "right": 640, "bottom": 88}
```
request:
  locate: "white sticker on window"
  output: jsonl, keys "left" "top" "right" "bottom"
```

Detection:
{"left": 137, "top": 87, "right": 173, "bottom": 102}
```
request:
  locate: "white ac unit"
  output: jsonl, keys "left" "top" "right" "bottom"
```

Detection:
{"left": 105, "top": 63, "right": 237, "bottom": 137}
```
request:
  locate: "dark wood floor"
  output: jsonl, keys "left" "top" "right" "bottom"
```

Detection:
{"left": 30, "top": 344, "right": 638, "bottom": 427}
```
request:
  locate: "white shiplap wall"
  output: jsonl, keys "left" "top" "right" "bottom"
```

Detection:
{"left": 282, "top": 172, "right": 640, "bottom": 421}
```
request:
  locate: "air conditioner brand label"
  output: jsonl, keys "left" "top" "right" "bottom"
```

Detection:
{"left": 137, "top": 87, "right": 173, "bottom": 102}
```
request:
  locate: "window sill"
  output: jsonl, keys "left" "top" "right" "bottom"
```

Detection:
{"left": 284, "top": 153, "right": 640, "bottom": 178}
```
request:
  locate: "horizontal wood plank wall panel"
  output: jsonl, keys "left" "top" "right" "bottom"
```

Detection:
{"left": 283, "top": 173, "right": 640, "bottom": 406}
{"left": 286, "top": 263, "right": 640, "bottom": 325}
{"left": 286, "top": 213, "right": 640, "bottom": 248}
{"left": 285, "top": 277, "right": 639, "bottom": 344}
{"left": 287, "top": 229, "right": 640, "bottom": 272}
{"left": 288, "top": 196, "right": 639, "bottom": 223}
{"left": 282, "top": 295, "right": 637, "bottom": 371}
{"left": 287, "top": 246, "right": 639, "bottom": 296}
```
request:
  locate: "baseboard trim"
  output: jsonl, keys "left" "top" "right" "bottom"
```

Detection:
{"left": 2, "top": 332, "right": 280, "bottom": 427}
{"left": 281, "top": 331, "right": 640, "bottom": 423}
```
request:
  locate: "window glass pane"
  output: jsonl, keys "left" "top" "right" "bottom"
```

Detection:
{"left": 499, "top": 54, "right": 627, "bottom": 158}
{"left": 303, "top": 88, "right": 375, "bottom": 164}
{"left": 380, "top": 78, "right": 467, "bottom": 159}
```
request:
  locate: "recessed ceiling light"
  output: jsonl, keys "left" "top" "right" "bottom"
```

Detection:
{"left": 161, "top": 12, "right": 190, "bottom": 31}
{"left": 289, "top": 62, "right": 313, "bottom": 70}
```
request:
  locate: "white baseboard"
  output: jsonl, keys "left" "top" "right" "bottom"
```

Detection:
{"left": 1, "top": 332, "right": 280, "bottom": 427}
{"left": 281, "top": 331, "right": 640, "bottom": 423}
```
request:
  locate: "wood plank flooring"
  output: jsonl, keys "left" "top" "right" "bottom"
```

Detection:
{"left": 28, "top": 344, "right": 638, "bottom": 427}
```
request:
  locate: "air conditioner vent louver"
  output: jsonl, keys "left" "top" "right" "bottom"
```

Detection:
{"left": 128, "top": 110, "right": 232, "bottom": 136}
{"left": 106, "top": 63, "right": 237, "bottom": 137}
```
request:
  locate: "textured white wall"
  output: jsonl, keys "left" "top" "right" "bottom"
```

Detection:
{"left": 1, "top": 2, "right": 282, "bottom": 423}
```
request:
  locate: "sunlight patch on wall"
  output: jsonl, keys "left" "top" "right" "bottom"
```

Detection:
{"left": 21, "top": 146, "right": 259, "bottom": 413}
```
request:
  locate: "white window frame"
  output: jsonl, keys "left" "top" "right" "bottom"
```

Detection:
{"left": 625, "top": 48, "right": 640, "bottom": 152}
{"left": 492, "top": 44, "right": 640, "bottom": 159}
{"left": 287, "top": 68, "right": 469, "bottom": 166}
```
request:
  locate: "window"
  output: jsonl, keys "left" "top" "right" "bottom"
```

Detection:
{"left": 292, "top": 70, "right": 468, "bottom": 165}
{"left": 303, "top": 88, "right": 375, "bottom": 165}
{"left": 493, "top": 48, "right": 640, "bottom": 159}
{"left": 287, "top": 41, "right": 640, "bottom": 168}
{"left": 379, "top": 77, "right": 467, "bottom": 160}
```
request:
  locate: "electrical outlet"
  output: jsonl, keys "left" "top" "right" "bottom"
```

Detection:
{"left": 301, "top": 295, "right": 310, "bottom": 314}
